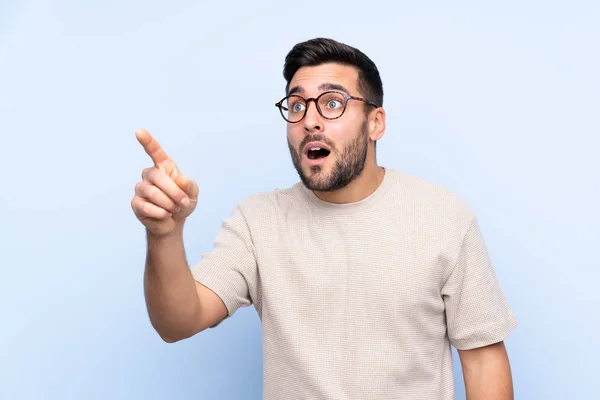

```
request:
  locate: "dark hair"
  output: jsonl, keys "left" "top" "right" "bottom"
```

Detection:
{"left": 283, "top": 38, "right": 384, "bottom": 109}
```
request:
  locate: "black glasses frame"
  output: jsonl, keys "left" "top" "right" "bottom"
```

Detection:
{"left": 274, "top": 90, "right": 379, "bottom": 123}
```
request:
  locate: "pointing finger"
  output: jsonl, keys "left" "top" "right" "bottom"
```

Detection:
{"left": 136, "top": 128, "right": 170, "bottom": 166}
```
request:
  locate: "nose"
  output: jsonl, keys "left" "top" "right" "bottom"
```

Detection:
{"left": 302, "top": 99, "right": 323, "bottom": 133}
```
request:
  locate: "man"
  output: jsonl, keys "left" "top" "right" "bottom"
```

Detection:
{"left": 131, "top": 38, "right": 517, "bottom": 399}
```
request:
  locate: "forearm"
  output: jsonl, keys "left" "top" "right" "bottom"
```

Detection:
{"left": 461, "top": 343, "right": 514, "bottom": 400}
{"left": 143, "top": 223, "right": 201, "bottom": 342}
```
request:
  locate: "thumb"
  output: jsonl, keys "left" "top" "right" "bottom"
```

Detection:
{"left": 175, "top": 174, "right": 199, "bottom": 200}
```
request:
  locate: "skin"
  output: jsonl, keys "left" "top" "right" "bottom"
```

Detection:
{"left": 132, "top": 62, "right": 513, "bottom": 399}
{"left": 459, "top": 342, "right": 515, "bottom": 400}
{"left": 284, "top": 63, "right": 386, "bottom": 204}
{"left": 132, "top": 129, "right": 228, "bottom": 342}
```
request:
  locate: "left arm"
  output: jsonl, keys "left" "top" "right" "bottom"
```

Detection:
{"left": 458, "top": 341, "right": 514, "bottom": 400}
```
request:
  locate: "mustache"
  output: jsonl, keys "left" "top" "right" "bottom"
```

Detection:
{"left": 299, "top": 134, "right": 336, "bottom": 152}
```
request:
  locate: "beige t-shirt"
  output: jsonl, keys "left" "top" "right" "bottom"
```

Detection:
{"left": 191, "top": 168, "right": 517, "bottom": 399}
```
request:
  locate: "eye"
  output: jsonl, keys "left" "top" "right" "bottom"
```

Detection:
{"left": 319, "top": 92, "right": 345, "bottom": 111}
{"left": 327, "top": 99, "right": 342, "bottom": 109}
{"left": 291, "top": 102, "right": 305, "bottom": 113}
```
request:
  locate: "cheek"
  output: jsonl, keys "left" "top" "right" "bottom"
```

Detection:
{"left": 287, "top": 126, "right": 303, "bottom": 147}
{"left": 326, "top": 124, "right": 353, "bottom": 148}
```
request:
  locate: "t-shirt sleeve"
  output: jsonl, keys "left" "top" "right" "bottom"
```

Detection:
{"left": 190, "top": 204, "right": 258, "bottom": 326}
{"left": 441, "top": 217, "right": 517, "bottom": 350}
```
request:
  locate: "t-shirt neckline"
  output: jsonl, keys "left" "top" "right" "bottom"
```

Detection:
{"left": 300, "top": 167, "right": 393, "bottom": 214}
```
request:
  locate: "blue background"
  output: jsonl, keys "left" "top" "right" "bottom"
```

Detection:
{"left": 1, "top": 1, "right": 598, "bottom": 399}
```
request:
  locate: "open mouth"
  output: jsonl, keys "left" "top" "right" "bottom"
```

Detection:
{"left": 307, "top": 147, "right": 331, "bottom": 160}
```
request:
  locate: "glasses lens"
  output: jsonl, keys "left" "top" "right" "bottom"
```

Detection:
{"left": 281, "top": 95, "right": 306, "bottom": 122}
{"left": 318, "top": 92, "right": 346, "bottom": 119}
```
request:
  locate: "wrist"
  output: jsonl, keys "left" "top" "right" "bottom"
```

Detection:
{"left": 146, "top": 221, "right": 185, "bottom": 243}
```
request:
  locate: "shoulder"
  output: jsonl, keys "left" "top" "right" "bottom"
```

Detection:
{"left": 232, "top": 181, "right": 309, "bottom": 220}
{"left": 385, "top": 169, "right": 477, "bottom": 225}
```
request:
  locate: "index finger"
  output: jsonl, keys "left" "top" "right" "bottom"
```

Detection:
{"left": 135, "top": 128, "right": 170, "bottom": 166}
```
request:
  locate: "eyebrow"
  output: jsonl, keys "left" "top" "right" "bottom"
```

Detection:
{"left": 288, "top": 83, "right": 351, "bottom": 96}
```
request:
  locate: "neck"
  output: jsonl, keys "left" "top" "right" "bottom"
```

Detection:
{"left": 313, "top": 162, "right": 385, "bottom": 204}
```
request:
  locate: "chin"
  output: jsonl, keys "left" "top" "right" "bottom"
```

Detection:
{"left": 301, "top": 166, "right": 343, "bottom": 192}
{"left": 297, "top": 165, "right": 324, "bottom": 189}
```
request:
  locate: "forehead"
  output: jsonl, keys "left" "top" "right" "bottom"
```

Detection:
{"left": 288, "top": 63, "right": 360, "bottom": 96}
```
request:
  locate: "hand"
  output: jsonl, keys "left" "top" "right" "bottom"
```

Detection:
{"left": 131, "top": 128, "right": 199, "bottom": 237}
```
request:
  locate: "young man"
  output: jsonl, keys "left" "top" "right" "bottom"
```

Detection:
{"left": 131, "top": 38, "right": 517, "bottom": 399}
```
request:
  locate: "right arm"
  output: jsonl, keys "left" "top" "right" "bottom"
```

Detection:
{"left": 143, "top": 224, "right": 228, "bottom": 342}
{"left": 132, "top": 128, "right": 228, "bottom": 342}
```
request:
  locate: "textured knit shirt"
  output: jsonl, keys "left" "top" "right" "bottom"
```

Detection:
{"left": 190, "top": 168, "right": 517, "bottom": 399}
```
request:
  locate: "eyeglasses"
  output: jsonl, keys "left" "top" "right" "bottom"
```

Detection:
{"left": 274, "top": 91, "right": 378, "bottom": 123}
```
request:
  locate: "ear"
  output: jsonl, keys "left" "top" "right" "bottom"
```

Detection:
{"left": 368, "top": 107, "right": 386, "bottom": 142}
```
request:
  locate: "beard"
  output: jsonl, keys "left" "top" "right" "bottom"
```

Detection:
{"left": 287, "top": 119, "right": 369, "bottom": 192}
